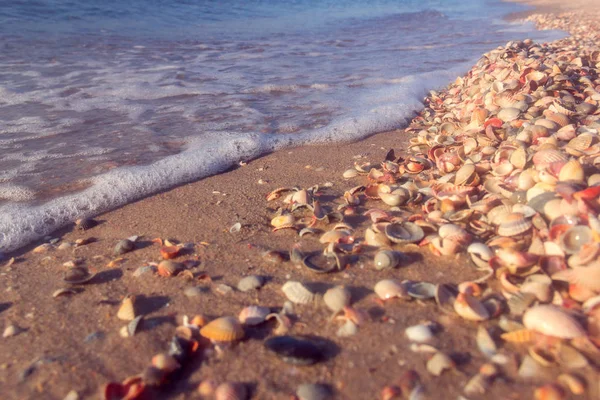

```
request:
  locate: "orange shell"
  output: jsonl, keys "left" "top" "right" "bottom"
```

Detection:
{"left": 200, "top": 316, "right": 244, "bottom": 342}
{"left": 160, "top": 245, "right": 180, "bottom": 260}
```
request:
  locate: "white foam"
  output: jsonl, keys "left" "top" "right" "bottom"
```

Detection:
{"left": 0, "top": 65, "right": 466, "bottom": 252}
{"left": 0, "top": 184, "right": 36, "bottom": 202}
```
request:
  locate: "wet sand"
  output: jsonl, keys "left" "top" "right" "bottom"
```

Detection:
{"left": 2, "top": 1, "right": 600, "bottom": 399}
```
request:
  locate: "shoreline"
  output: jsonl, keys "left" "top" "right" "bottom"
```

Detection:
{"left": 2, "top": 1, "right": 600, "bottom": 399}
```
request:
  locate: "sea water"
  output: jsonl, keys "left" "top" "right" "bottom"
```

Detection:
{"left": 0, "top": 0, "right": 564, "bottom": 252}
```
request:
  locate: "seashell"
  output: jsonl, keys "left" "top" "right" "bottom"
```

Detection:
{"left": 75, "top": 218, "right": 97, "bottom": 231}
{"left": 497, "top": 213, "right": 532, "bottom": 237}
{"left": 497, "top": 107, "right": 520, "bottom": 122}
{"left": 298, "top": 227, "right": 319, "bottom": 237}
{"left": 302, "top": 253, "right": 341, "bottom": 274}
{"left": 532, "top": 149, "right": 568, "bottom": 169}
{"left": 336, "top": 320, "right": 358, "bottom": 337}
{"left": 63, "top": 267, "right": 96, "bottom": 285}
{"left": 464, "top": 372, "right": 491, "bottom": 396}
{"left": 555, "top": 344, "right": 589, "bottom": 369}
{"left": 546, "top": 111, "right": 570, "bottom": 127}
{"left": 518, "top": 354, "right": 553, "bottom": 382}
{"left": 323, "top": 286, "right": 351, "bottom": 313}
{"left": 157, "top": 260, "right": 183, "bottom": 277}
{"left": 200, "top": 316, "right": 244, "bottom": 342}
{"left": 33, "top": 243, "right": 53, "bottom": 253}
{"left": 529, "top": 346, "right": 557, "bottom": 367}
{"left": 133, "top": 265, "right": 156, "bottom": 278}
{"left": 467, "top": 242, "right": 494, "bottom": 270}
{"left": 510, "top": 147, "right": 527, "bottom": 169}
{"left": 374, "top": 279, "right": 409, "bottom": 300}
{"left": 296, "top": 383, "right": 332, "bottom": 400}
{"left": 558, "top": 159, "right": 584, "bottom": 182}
{"left": 238, "top": 306, "right": 270, "bottom": 326}
{"left": 453, "top": 293, "right": 489, "bottom": 321}
{"left": 454, "top": 164, "right": 477, "bottom": 186}
{"left": 501, "top": 328, "right": 536, "bottom": 344}
{"left": 435, "top": 283, "right": 457, "bottom": 314}
{"left": 487, "top": 204, "right": 513, "bottom": 225}
{"left": 534, "top": 384, "right": 565, "bottom": 400}
{"left": 319, "top": 230, "right": 351, "bottom": 245}
{"left": 237, "top": 275, "right": 264, "bottom": 292}
{"left": 3, "top": 324, "right": 24, "bottom": 338}
{"left": 560, "top": 225, "right": 592, "bottom": 255}
{"left": 557, "top": 373, "right": 586, "bottom": 395}
{"left": 151, "top": 353, "right": 180, "bottom": 373}
{"left": 384, "top": 222, "right": 424, "bottom": 244}
{"left": 364, "top": 227, "right": 391, "bottom": 247}
{"left": 405, "top": 324, "right": 434, "bottom": 343}
{"left": 476, "top": 326, "right": 497, "bottom": 358}
{"left": 271, "top": 213, "right": 295, "bottom": 229}
{"left": 117, "top": 296, "right": 136, "bottom": 321}
{"left": 552, "top": 263, "right": 600, "bottom": 292}
{"left": 122, "top": 315, "right": 144, "bottom": 337}
{"left": 373, "top": 250, "right": 401, "bottom": 270}
{"left": 198, "top": 379, "right": 219, "bottom": 397}
{"left": 343, "top": 169, "right": 359, "bottom": 179}
{"left": 114, "top": 239, "right": 135, "bottom": 255}
{"left": 407, "top": 281, "right": 436, "bottom": 300}
{"left": 264, "top": 335, "right": 324, "bottom": 365}
{"left": 266, "top": 187, "right": 292, "bottom": 201}
{"left": 282, "top": 281, "right": 319, "bottom": 305}
{"left": 523, "top": 305, "right": 585, "bottom": 339}
{"left": 520, "top": 274, "right": 552, "bottom": 303}
{"left": 426, "top": 352, "right": 455, "bottom": 376}
{"left": 52, "top": 287, "right": 80, "bottom": 298}
{"left": 159, "top": 245, "right": 181, "bottom": 260}
{"left": 215, "top": 382, "right": 248, "bottom": 400}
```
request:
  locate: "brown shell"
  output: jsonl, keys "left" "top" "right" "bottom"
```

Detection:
{"left": 157, "top": 260, "right": 183, "bottom": 277}
{"left": 117, "top": 295, "right": 137, "bottom": 321}
{"left": 200, "top": 316, "right": 244, "bottom": 342}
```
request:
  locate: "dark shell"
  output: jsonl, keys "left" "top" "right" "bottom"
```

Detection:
{"left": 127, "top": 315, "right": 144, "bottom": 337}
{"left": 302, "top": 253, "right": 339, "bottom": 274}
{"left": 264, "top": 336, "right": 324, "bottom": 365}
{"left": 168, "top": 335, "right": 192, "bottom": 364}
{"left": 114, "top": 239, "right": 135, "bottom": 255}
{"left": 76, "top": 218, "right": 98, "bottom": 231}
{"left": 63, "top": 267, "right": 96, "bottom": 285}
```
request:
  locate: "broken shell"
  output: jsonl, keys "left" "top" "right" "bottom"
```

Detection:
{"left": 126, "top": 315, "right": 144, "bottom": 337}
{"left": 384, "top": 222, "right": 424, "bottom": 244}
{"left": 426, "top": 352, "right": 455, "bottom": 376}
{"left": 264, "top": 335, "right": 324, "bottom": 365}
{"left": 159, "top": 245, "right": 181, "bottom": 260}
{"left": 238, "top": 306, "right": 270, "bottom": 326}
{"left": 523, "top": 305, "right": 585, "bottom": 339}
{"left": 296, "top": 383, "right": 332, "bottom": 400}
{"left": 237, "top": 275, "right": 264, "bottom": 292}
{"left": 476, "top": 326, "right": 497, "bottom": 358}
{"left": 151, "top": 353, "right": 180, "bottom": 373}
{"left": 556, "top": 373, "right": 585, "bottom": 395}
{"left": 3, "top": 324, "right": 24, "bottom": 338}
{"left": 63, "top": 267, "right": 96, "bottom": 285}
{"left": 323, "top": 286, "right": 351, "bottom": 313}
{"left": 200, "top": 316, "right": 244, "bottom": 342}
{"left": 114, "top": 239, "right": 135, "bottom": 255}
{"left": 52, "top": 288, "right": 80, "bottom": 298}
{"left": 271, "top": 214, "right": 295, "bottom": 229}
{"left": 33, "top": 243, "right": 53, "bottom": 253}
{"left": 453, "top": 293, "right": 490, "bottom": 321}
{"left": 407, "top": 281, "right": 436, "bottom": 300}
{"left": 117, "top": 295, "right": 137, "bottom": 321}
{"left": 319, "top": 230, "right": 351, "bottom": 244}
{"left": 533, "top": 384, "right": 565, "bottom": 400}
{"left": 302, "top": 253, "right": 341, "bottom": 274}
{"left": 405, "top": 324, "right": 434, "bottom": 343}
{"left": 282, "top": 281, "right": 320, "bottom": 305}
{"left": 374, "top": 250, "right": 401, "bottom": 270}
{"left": 336, "top": 320, "right": 359, "bottom": 337}
{"left": 374, "top": 279, "right": 409, "bottom": 300}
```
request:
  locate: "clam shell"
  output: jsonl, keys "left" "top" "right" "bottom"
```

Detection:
{"left": 117, "top": 296, "right": 137, "bottom": 321}
{"left": 560, "top": 225, "right": 592, "bottom": 255}
{"left": 114, "top": 239, "right": 135, "bottom": 255}
{"left": 323, "top": 286, "right": 351, "bottom": 313}
{"left": 282, "top": 281, "right": 319, "bottom": 305}
{"left": 63, "top": 267, "right": 96, "bottom": 285}
{"left": 238, "top": 306, "right": 270, "bottom": 326}
{"left": 518, "top": 354, "right": 553, "bottom": 381}
{"left": 407, "top": 281, "right": 436, "bottom": 300}
{"left": 271, "top": 214, "right": 295, "bottom": 229}
{"left": 523, "top": 305, "right": 585, "bottom": 339}
{"left": 435, "top": 283, "right": 458, "bottom": 314}
{"left": 343, "top": 169, "right": 359, "bottom": 179}
{"left": 497, "top": 107, "right": 520, "bottom": 122}
{"left": 336, "top": 320, "right": 358, "bottom": 337}
{"left": 405, "top": 324, "right": 434, "bottom": 343}
{"left": 532, "top": 149, "right": 568, "bottom": 169}
{"left": 374, "top": 279, "right": 409, "bottom": 300}
{"left": 373, "top": 250, "right": 401, "bottom": 270}
{"left": 157, "top": 260, "right": 183, "bottom": 277}
{"left": 215, "top": 382, "right": 248, "bottom": 400}
{"left": 558, "top": 159, "right": 585, "bottom": 182}
{"left": 453, "top": 293, "right": 490, "bottom": 321}
{"left": 237, "top": 275, "right": 264, "bottom": 292}
{"left": 384, "top": 222, "right": 424, "bottom": 244}
{"left": 497, "top": 213, "right": 532, "bottom": 237}
{"left": 426, "top": 352, "right": 455, "bottom": 376}
{"left": 464, "top": 373, "right": 490, "bottom": 396}
{"left": 476, "top": 325, "right": 497, "bottom": 358}
{"left": 200, "top": 316, "right": 244, "bottom": 342}
{"left": 296, "top": 383, "right": 332, "bottom": 400}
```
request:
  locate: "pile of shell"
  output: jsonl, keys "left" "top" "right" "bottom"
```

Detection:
{"left": 264, "top": 22, "right": 600, "bottom": 399}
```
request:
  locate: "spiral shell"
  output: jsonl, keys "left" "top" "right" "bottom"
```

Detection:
{"left": 117, "top": 295, "right": 137, "bottom": 321}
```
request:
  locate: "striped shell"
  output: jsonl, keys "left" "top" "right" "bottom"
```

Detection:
{"left": 200, "top": 316, "right": 245, "bottom": 342}
{"left": 523, "top": 305, "right": 585, "bottom": 339}
{"left": 558, "top": 159, "right": 585, "bottom": 182}
{"left": 497, "top": 213, "right": 532, "bottom": 237}
{"left": 282, "top": 281, "right": 319, "bottom": 305}
{"left": 238, "top": 306, "right": 270, "bottom": 326}
{"left": 237, "top": 275, "right": 264, "bottom": 292}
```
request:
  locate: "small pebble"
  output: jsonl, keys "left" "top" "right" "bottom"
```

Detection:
{"left": 215, "top": 284, "right": 234, "bottom": 295}
{"left": 184, "top": 286, "right": 205, "bottom": 297}
{"left": 3, "top": 324, "right": 24, "bottom": 338}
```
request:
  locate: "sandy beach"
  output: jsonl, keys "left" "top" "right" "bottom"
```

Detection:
{"left": 2, "top": 0, "right": 600, "bottom": 399}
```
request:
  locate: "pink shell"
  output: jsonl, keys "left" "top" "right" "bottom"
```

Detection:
{"left": 523, "top": 305, "right": 586, "bottom": 339}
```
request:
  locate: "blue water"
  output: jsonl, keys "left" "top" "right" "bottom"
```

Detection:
{"left": 0, "top": 0, "right": 563, "bottom": 252}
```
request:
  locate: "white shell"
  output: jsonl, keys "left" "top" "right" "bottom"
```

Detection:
{"left": 523, "top": 305, "right": 585, "bottom": 339}
{"left": 282, "top": 281, "right": 319, "bottom": 305}
{"left": 374, "top": 279, "right": 408, "bottom": 300}
{"left": 405, "top": 324, "right": 434, "bottom": 343}
{"left": 323, "top": 286, "right": 351, "bottom": 313}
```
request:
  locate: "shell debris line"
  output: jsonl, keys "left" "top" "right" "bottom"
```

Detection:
{"left": 4, "top": 9, "right": 600, "bottom": 400}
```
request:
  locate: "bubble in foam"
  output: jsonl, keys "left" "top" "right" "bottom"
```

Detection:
{"left": 0, "top": 184, "right": 36, "bottom": 202}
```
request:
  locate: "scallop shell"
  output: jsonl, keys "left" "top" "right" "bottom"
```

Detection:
{"left": 282, "top": 281, "right": 319, "bottom": 305}
{"left": 532, "top": 149, "right": 568, "bottom": 169}
{"left": 238, "top": 306, "right": 270, "bottom": 326}
{"left": 200, "top": 316, "right": 244, "bottom": 342}
{"left": 215, "top": 382, "right": 247, "bottom": 400}
{"left": 374, "top": 279, "right": 409, "bottom": 300}
{"left": 117, "top": 295, "right": 137, "bottom": 321}
{"left": 323, "top": 286, "right": 351, "bottom": 313}
{"left": 453, "top": 293, "right": 490, "bottom": 321}
{"left": 373, "top": 250, "right": 401, "bottom": 270}
{"left": 558, "top": 159, "right": 585, "bottom": 182}
{"left": 497, "top": 107, "right": 520, "bottom": 122}
{"left": 523, "top": 305, "right": 585, "bottom": 339}
{"left": 497, "top": 213, "right": 532, "bottom": 237}
{"left": 384, "top": 222, "right": 424, "bottom": 244}
{"left": 237, "top": 275, "right": 264, "bottom": 292}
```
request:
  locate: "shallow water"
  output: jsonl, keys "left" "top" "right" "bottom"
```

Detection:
{"left": 0, "top": 0, "right": 563, "bottom": 251}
